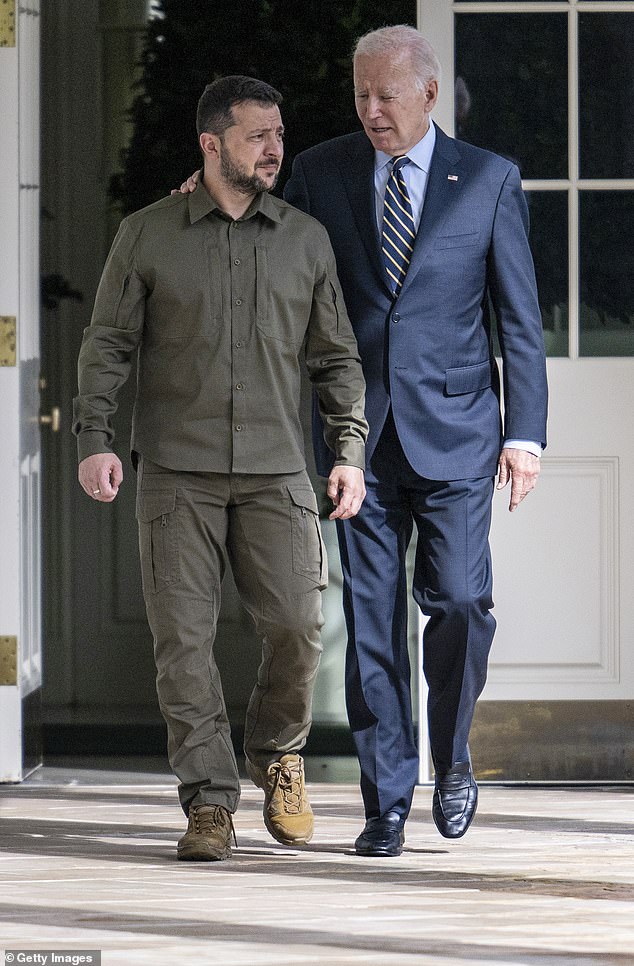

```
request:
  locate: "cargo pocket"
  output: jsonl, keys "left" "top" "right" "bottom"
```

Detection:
{"left": 288, "top": 486, "right": 327, "bottom": 588}
{"left": 136, "top": 488, "right": 181, "bottom": 595}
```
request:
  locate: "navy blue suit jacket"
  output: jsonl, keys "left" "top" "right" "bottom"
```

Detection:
{"left": 284, "top": 126, "right": 548, "bottom": 481}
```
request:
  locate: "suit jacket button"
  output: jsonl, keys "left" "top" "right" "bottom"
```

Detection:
{"left": 393, "top": 313, "right": 401, "bottom": 323}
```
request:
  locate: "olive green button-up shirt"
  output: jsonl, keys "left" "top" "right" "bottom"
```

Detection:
{"left": 73, "top": 183, "right": 367, "bottom": 474}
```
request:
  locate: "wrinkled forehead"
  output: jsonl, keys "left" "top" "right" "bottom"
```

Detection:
{"left": 230, "top": 100, "right": 283, "bottom": 130}
{"left": 353, "top": 51, "right": 415, "bottom": 88}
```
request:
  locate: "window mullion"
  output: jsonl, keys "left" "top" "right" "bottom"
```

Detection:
{"left": 569, "top": 4, "right": 580, "bottom": 360}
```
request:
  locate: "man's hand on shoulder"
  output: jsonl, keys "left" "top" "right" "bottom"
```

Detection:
{"left": 496, "top": 448, "right": 540, "bottom": 512}
{"left": 79, "top": 453, "right": 123, "bottom": 503}
{"left": 171, "top": 170, "right": 200, "bottom": 195}
{"left": 327, "top": 466, "right": 366, "bottom": 520}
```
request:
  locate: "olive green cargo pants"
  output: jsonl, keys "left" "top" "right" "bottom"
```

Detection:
{"left": 136, "top": 458, "right": 327, "bottom": 814}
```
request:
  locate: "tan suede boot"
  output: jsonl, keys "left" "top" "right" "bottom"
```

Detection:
{"left": 248, "top": 753, "right": 314, "bottom": 846}
{"left": 177, "top": 804, "right": 233, "bottom": 861}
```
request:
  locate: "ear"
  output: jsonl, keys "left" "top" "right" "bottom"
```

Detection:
{"left": 199, "top": 132, "right": 221, "bottom": 161}
{"left": 425, "top": 79, "right": 439, "bottom": 114}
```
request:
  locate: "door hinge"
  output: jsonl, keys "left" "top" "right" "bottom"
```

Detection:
{"left": 0, "top": 316, "right": 17, "bottom": 367}
{"left": 0, "top": 636, "right": 18, "bottom": 685}
{"left": 0, "top": 1, "right": 16, "bottom": 47}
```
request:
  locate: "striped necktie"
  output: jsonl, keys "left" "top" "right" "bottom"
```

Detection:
{"left": 382, "top": 156, "right": 415, "bottom": 297}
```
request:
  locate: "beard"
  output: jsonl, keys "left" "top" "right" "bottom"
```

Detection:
{"left": 220, "top": 145, "right": 279, "bottom": 194}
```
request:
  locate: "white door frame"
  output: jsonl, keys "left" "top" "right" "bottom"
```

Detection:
{"left": 0, "top": 1, "right": 42, "bottom": 782}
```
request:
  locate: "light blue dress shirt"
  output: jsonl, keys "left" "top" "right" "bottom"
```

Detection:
{"left": 374, "top": 119, "right": 436, "bottom": 232}
{"left": 374, "top": 121, "right": 541, "bottom": 458}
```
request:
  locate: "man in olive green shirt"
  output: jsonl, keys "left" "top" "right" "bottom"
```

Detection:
{"left": 73, "top": 76, "right": 367, "bottom": 861}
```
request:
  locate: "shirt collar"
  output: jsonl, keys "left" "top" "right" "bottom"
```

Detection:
{"left": 188, "top": 177, "right": 282, "bottom": 225}
{"left": 374, "top": 119, "right": 437, "bottom": 174}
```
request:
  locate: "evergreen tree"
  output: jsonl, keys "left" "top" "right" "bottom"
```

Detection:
{"left": 111, "top": 0, "right": 415, "bottom": 214}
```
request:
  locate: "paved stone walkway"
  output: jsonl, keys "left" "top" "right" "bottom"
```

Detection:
{"left": 1, "top": 764, "right": 633, "bottom": 964}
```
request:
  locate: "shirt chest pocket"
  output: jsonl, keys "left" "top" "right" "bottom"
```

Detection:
{"left": 147, "top": 239, "right": 223, "bottom": 341}
{"left": 205, "top": 240, "right": 224, "bottom": 326}
{"left": 255, "top": 243, "right": 309, "bottom": 346}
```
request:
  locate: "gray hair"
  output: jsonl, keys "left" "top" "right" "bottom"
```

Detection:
{"left": 353, "top": 25, "right": 441, "bottom": 90}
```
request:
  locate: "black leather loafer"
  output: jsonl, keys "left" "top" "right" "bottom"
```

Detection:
{"left": 354, "top": 810, "right": 405, "bottom": 856}
{"left": 432, "top": 761, "right": 478, "bottom": 839}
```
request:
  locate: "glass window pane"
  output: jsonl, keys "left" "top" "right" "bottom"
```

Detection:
{"left": 455, "top": 14, "right": 567, "bottom": 179}
{"left": 580, "top": 192, "right": 634, "bottom": 356}
{"left": 527, "top": 191, "right": 569, "bottom": 357}
{"left": 490, "top": 191, "right": 568, "bottom": 358}
{"left": 579, "top": 14, "right": 634, "bottom": 179}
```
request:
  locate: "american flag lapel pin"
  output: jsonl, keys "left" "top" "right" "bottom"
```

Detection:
{"left": 448, "top": 174, "right": 459, "bottom": 181}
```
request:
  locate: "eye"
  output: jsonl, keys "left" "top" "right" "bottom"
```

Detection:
{"left": 355, "top": 93, "right": 368, "bottom": 100}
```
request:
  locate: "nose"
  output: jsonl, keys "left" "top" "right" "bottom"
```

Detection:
{"left": 367, "top": 96, "right": 383, "bottom": 119}
{"left": 264, "top": 135, "right": 283, "bottom": 159}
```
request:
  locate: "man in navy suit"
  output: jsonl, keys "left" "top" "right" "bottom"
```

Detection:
{"left": 284, "top": 25, "right": 548, "bottom": 855}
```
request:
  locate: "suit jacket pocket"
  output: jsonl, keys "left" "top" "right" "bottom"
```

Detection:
{"left": 435, "top": 230, "right": 480, "bottom": 250}
{"left": 445, "top": 360, "right": 492, "bottom": 396}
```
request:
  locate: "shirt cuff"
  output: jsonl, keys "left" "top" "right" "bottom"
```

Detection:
{"left": 77, "top": 432, "right": 114, "bottom": 463}
{"left": 333, "top": 439, "right": 366, "bottom": 471}
{"left": 503, "top": 439, "right": 542, "bottom": 458}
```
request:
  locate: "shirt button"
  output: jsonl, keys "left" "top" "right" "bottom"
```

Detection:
{"left": 234, "top": 258, "right": 241, "bottom": 266}
{"left": 235, "top": 424, "right": 243, "bottom": 432}
{"left": 393, "top": 313, "right": 401, "bottom": 323}
{"left": 235, "top": 383, "right": 244, "bottom": 390}
{"left": 235, "top": 341, "right": 243, "bottom": 348}
{"left": 235, "top": 298, "right": 242, "bottom": 306}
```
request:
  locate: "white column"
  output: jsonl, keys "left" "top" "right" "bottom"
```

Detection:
{"left": 0, "top": 1, "right": 41, "bottom": 782}
{"left": 0, "top": 4, "right": 23, "bottom": 781}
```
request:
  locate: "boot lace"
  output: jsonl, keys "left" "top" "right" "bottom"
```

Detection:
{"left": 191, "top": 805, "right": 237, "bottom": 846}
{"left": 268, "top": 760, "right": 303, "bottom": 814}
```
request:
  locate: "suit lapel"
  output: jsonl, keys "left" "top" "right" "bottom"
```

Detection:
{"left": 339, "top": 135, "right": 391, "bottom": 295}
{"left": 337, "top": 127, "right": 465, "bottom": 299}
{"left": 399, "top": 127, "right": 463, "bottom": 299}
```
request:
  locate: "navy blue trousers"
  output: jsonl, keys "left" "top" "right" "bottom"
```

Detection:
{"left": 337, "top": 413, "right": 496, "bottom": 820}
